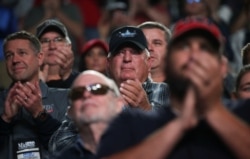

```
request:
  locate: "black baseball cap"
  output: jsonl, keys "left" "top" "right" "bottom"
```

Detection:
{"left": 109, "top": 26, "right": 148, "bottom": 54}
{"left": 36, "top": 19, "right": 69, "bottom": 38}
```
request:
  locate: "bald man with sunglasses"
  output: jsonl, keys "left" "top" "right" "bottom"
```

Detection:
{"left": 50, "top": 70, "right": 123, "bottom": 158}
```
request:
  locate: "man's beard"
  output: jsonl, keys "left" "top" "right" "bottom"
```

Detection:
{"left": 166, "top": 67, "right": 191, "bottom": 102}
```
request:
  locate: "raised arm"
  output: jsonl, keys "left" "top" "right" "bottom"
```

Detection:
{"left": 205, "top": 102, "right": 250, "bottom": 159}
{"left": 99, "top": 88, "right": 198, "bottom": 159}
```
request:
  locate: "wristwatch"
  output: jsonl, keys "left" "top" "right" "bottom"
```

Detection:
{"left": 35, "top": 109, "right": 48, "bottom": 122}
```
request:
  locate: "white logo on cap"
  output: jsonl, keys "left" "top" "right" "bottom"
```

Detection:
{"left": 119, "top": 30, "right": 136, "bottom": 38}
{"left": 45, "top": 20, "right": 55, "bottom": 26}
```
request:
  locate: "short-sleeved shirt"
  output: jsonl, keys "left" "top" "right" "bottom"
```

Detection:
{"left": 96, "top": 99, "right": 250, "bottom": 159}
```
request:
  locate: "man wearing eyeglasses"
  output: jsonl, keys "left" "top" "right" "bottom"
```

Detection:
{"left": 0, "top": 31, "right": 70, "bottom": 159}
{"left": 51, "top": 70, "right": 123, "bottom": 158}
{"left": 36, "top": 19, "right": 79, "bottom": 88}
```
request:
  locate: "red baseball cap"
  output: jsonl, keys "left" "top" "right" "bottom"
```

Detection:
{"left": 171, "top": 16, "right": 224, "bottom": 50}
{"left": 81, "top": 39, "right": 108, "bottom": 55}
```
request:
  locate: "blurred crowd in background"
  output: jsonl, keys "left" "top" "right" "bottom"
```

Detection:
{"left": 0, "top": 0, "right": 249, "bottom": 91}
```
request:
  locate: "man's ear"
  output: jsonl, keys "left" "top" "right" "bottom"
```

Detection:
{"left": 38, "top": 51, "right": 44, "bottom": 67}
{"left": 147, "top": 56, "right": 153, "bottom": 72}
{"left": 107, "top": 56, "right": 111, "bottom": 70}
{"left": 66, "top": 43, "right": 72, "bottom": 48}
{"left": 221, "top": 55, "right": 229, "bottom": 79}
{"left": 231, "top": 91, "right": 239, "bottom": 100}
{"left": 106, "top": 56, "right": 113, "bottom": 78}
{"left": 116, "top": 97, "right": 125, "bottom": 114}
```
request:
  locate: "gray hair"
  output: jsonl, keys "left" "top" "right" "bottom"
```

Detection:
{"left": 107, "top": 48, "right": 150, "bottom": 58}
{"left": 242, "top": 43, "right": 250, "bottom": 66}
{"left": 65, "top": 36, "right": 71, "bottom": 44}
{"left": 3, "top": 31, "right": 41, "bottom": 55}
{"left": 75, "top": 70, "right": 120, "bottom": 97}
{"left": 144, "top": 48, "right": 150, "bottom": 57}
{"left": 138, "top": 21, "right": 172, "bottom": 43}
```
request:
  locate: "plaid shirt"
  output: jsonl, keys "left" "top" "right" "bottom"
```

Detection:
{"left": 142, "top": 78, "right": 170, "bottom": 110}
{"left": 48, "top": 78, "right": 170, "bottom": 153}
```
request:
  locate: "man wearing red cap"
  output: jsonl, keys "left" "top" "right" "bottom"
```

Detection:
{"left": 96, "top": 17, "right": 250, "bottom": 159}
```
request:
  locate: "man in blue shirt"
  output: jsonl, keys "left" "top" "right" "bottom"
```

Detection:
{"left": 0, "top": 31, "right": 69, "bottom": 159}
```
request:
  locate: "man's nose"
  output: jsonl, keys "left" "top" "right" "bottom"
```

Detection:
{"left": 48, "top": 40, "right": 57, "bottom": 49}
{"left": 82, "top": 89, "right": 92, "bottom": 99}
{"left": 147, "top": 43, "right": 153, "bottom": 52}
{"left": 188, "top": 46, "right": 201, "bottom": 61}
{"left": 12, "top": 54, "right": 21, "bottom": 63}
{"left": 123, "top": 50, "right": 132, "bottom": 62}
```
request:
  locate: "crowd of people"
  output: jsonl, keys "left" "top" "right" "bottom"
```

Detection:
{"left": 0, "top": 0, "right": 250, "bottom": 88}
{"left": 0, "top": 0, "right": 249, "bottom": 159}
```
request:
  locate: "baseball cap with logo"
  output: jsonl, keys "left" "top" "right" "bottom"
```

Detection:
{"left": 109, "top": 26, "right": 148, "bottom": 55}
{"left": 106, "top": 1, "right": 128, "bottom": 11}
{"left": 170, "top": 16, "right": 224, "bottom": 51}
{"left": 36, "top": 19, "right": 69, "bottom": 39}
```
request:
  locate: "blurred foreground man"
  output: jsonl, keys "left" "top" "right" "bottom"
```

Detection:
{"left": 96, "top": 17, "right": 250, "bottom": 159}
{"left": 52, "top": 70, "right": 123, "bottom": 158}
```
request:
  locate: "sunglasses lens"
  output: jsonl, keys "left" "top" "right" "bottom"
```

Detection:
{"left": 90, "top": 84, "right": 109, "bottom": 95}
{"left": 69, "top": 87, "right": 85, "bottom": 101}
{"left": 69, "top": 84, "right": 111, "bottom": 101}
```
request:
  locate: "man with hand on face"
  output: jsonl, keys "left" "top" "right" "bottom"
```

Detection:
{"left": 36, "top": 19, "right": 78, "bottom": 88}
{"left": 0, "top": 31, "right": 69, "bottom": 159}
{"left": 53, "top": 70, "right": 123, "bottom": 159}
{"left": 96, "top": 17, "right": 250, "bottom": 159}
{"left": 107, "top": 26, "right": 169, "bottom": 110}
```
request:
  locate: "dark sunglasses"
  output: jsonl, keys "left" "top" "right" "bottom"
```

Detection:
{"left": 68, "top": 83, "right": 113, "bottom": 101}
